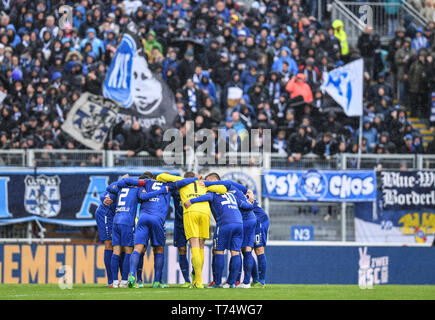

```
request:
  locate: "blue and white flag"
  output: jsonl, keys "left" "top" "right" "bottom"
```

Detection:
{"left": 103, "top": 30, "right": 177, "bottom": 130}
{"left": 321, "top": 59, "right": 364, "bottom": 117}
{"left": 61, "top": 92, "right": 120, "bottom": 150}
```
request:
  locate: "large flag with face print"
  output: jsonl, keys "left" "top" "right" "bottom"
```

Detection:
{"left": 103, "top": 30, "right": 177, "bottom": 130}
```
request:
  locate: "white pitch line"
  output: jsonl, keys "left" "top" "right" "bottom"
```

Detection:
{"left": 3, "top": 290, "right": 177, "bottom": 298}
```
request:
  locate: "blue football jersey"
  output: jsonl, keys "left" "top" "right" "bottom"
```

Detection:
{"left": 138, "top": 180, "right": 175, "bottom": 221}
{"left": 232, "top": 187, "right": 256, "bottom": 221}
{"left": 207, "top": 191, "right": 243, "bottom": 226}
{"left": 98, "top": 191, "right": 117, "bottom": 215}
{"left": 172, "top": 190, "right": 184, "bottom": 226}
{"left": 111, "top": 179, "right": 141, "bottom": 227}
{"left": 252, "top": 199, "right": 269, "bottom": 223}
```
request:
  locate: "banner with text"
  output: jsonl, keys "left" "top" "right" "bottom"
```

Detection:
{"left": 381, "top": 171, "right": 435, "bottom": 210}
{"left": 1, "top": 244, "right": 434, "bottom": 285}
{"left": 262, "top": 170, "right": 376, "bottom": 202}
{"left": 0, "top": 168, "right": 179, "bottom": 226}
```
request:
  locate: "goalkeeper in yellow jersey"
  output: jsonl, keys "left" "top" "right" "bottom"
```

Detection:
{"left": 156, "top": 171, "right": 227, "bottom": 288}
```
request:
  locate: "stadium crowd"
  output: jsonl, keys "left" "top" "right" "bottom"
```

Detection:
{"left": 0, "top": 0, "right": 434, "bottom": 164}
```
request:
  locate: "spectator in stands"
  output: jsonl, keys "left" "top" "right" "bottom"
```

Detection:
{"left": 332, "top": 19, "right": 349, "bottom": 61}
{"left": 408, "top": 49, "right": 429, "bottom": 117}
{"left": 115, "top": 119, "right": 146, "bottom": 157}
{"left": 394, "top": 37, "right": 415, "bottom": 104}
{"left": 358, "top": 25, "right": 376, "bottom": 77}
{"left": 286, "top": 125, "right": 313, "bottom": 163}
{"left": 285, "top": 73, "right": 313, "bottom": 104}
{"left": 313, "top": 132, "right": 338, "bottom": 160}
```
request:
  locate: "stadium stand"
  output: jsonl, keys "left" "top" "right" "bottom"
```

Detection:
{"left": 0, "top": 0, "right": 433, "bottom": 162}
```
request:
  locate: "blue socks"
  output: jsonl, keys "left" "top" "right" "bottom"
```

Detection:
{"left": 137, "top": 253, "right": 144, "bottom": 282}
{"left": 251, "top": 258, "right": 259, "bottom": 283}
{"left": 228, "top": 254, "right": 242, "bottom": 285}
{"left": 122, "top": 253, "right": 131, "bottom": 281}
{"left": 104, "top": 249, "right": 113, "bottom": 285}
{"left": 257, "top": 253, "right": 267, "bottom": 285}
{"left": 214, "top": 254, "right": 224, "bottom": 285}
{"left": 111, "top": 254, "right": 120, "bottom": 283}
{"left": 129, "top": 251, "right": 140, "bottom": 276}
{"left": 154, "top": 253, "right": 164, "bottom": 283}
{"left": 237, "top": 257, "right": 242, "bottom": 283}
{"left": 211, "top": 254, "right": 216, "bottom": 282}
{"left": 179, "top": 254, "right": 190, "bottom": 283}
{"left": 119, "top": 252, "right": 125, "bottom": 275}
{"left": 243, "top": 251, "right": 254, "bottom": 285}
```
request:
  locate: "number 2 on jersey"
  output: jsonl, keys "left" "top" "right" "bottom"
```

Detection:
{"left": 118, "top": 188, "right": 129, "bottom": 206}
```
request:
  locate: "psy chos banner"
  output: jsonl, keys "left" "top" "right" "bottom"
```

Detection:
{"left": 262, "top": 170, "right": 376, "bottom": 202}
{"left": 0, "top": 168, "right": 179, "bottom": 226}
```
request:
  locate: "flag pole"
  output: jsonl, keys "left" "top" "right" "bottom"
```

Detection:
{"left": 357, "top": 114, "right": 363, "bottom": 169}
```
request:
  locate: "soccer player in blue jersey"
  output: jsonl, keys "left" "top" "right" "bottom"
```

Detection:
{"left": 202, "top": 178, "right": 257, "bottom": 289}
{"left": 249, "top": 190, "right": 269, "bottom": 288}
{"left": 107, "top": 176, "right": 146, "bottom": 288}
{"left": 172, "top": 189, "right": 192, "bottom": 287}
{"left": 185, "top": 173, "right": 254, "bottom": 288}
{"left": 95, "top": 182, "right": 118, "bottom": 287}
{"left": 127, "top": 173, "right": 199, "bottom": 288}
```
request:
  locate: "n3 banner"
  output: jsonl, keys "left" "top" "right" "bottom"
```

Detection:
{"left": 0, "top": 167, "right": 178, "bottom": 226}
{"left": 262, "top": 170, "right": 376, "bottom": 202}
{"left": 381, "top": 171, "right": 435, "bottom": 210}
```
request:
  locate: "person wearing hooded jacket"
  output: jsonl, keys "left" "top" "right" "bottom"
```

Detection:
{"left": 271, "top": 46, "right": 298, "bottom": 76}
{"left": 80, "top": 28, "right": 105, "bottom": 59}
{"left": 332, "top": 19, "right": 349, "bottom": 59}
{"left": 285, "top": 73, "right": 313, "bottom": 104}
{"left": 198, "top": 71, "right": 217, "bottom": 102}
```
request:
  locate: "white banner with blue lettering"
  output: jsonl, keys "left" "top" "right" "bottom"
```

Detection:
{"left": 262, "top": 169, "right": 376, "bottom": 202}
{"left": 320, "top": 59, "right": 363, "bottom": 117}
{"left": 103, "top": 31, "right": 177, "bottom": 130}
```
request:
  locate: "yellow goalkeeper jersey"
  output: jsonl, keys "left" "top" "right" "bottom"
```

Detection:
{"left": 156, "top": 173, "right": 227, "bottom": 216}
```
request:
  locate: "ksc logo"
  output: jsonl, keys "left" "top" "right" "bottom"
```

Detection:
{"left": 298, "top": 170, "right": 327, "bottom": 200}
{"left": 24, "top": 175, "right": 61, "bottom": 217}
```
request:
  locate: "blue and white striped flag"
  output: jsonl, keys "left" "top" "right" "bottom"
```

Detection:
{"left": 321, "top": 59, "right": 364, "bottom": 117}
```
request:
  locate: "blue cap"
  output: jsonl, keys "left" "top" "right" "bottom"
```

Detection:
{"left": 52, "top": 72, "right": 62, "bottom": 81}
{"left": 226, "top": 116, "right": 233, "bottom": 123}
{"left": 12, "top": 68, "right": 23, "bottom": 81}
{"left": 405, "top": 134, "right": 413, "bottom": 140}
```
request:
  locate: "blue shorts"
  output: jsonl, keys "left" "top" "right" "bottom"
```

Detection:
{"left": 112, "top": 223, "right": 134, "bottom": 247}
{"left": 254, "top": 218, "right": 269, "bottom": 248}
{"left": 134, "top": 214, "right": 166, "bottom": 247}
{"left": 242, "top": 219, "right": 256, "bottom": 248}
{"left": 95, "top": 206, "right": 113, "bottom": 243}
{"left": 213, "top": 223, "right": 243, "bottom": 252}
{"left": 173, "top": 223, "right": 187, "bottom": 248}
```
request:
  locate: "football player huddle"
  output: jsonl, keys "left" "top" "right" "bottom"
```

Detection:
{"left": 95, "top": 171, "right": 269, "bottom": 289}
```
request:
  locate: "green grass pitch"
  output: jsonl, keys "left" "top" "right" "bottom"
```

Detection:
{"left": 0, "top": 284, "right": 434, "bottom": 300}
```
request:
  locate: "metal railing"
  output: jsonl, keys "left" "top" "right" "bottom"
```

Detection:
{"left": 27, "top": 149, "right": 105, "bottom": 167}
{"left": 332, "top": 0, "right": 366, "bottom": 48}
{"left": 0, "top": 150, "right": 26, "bottom": 167}
{"left": 332, "top": 0, "right": 429, "bottom": 47}
{"left": 1, "top": 149, "right": 435, "bottom": 170}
